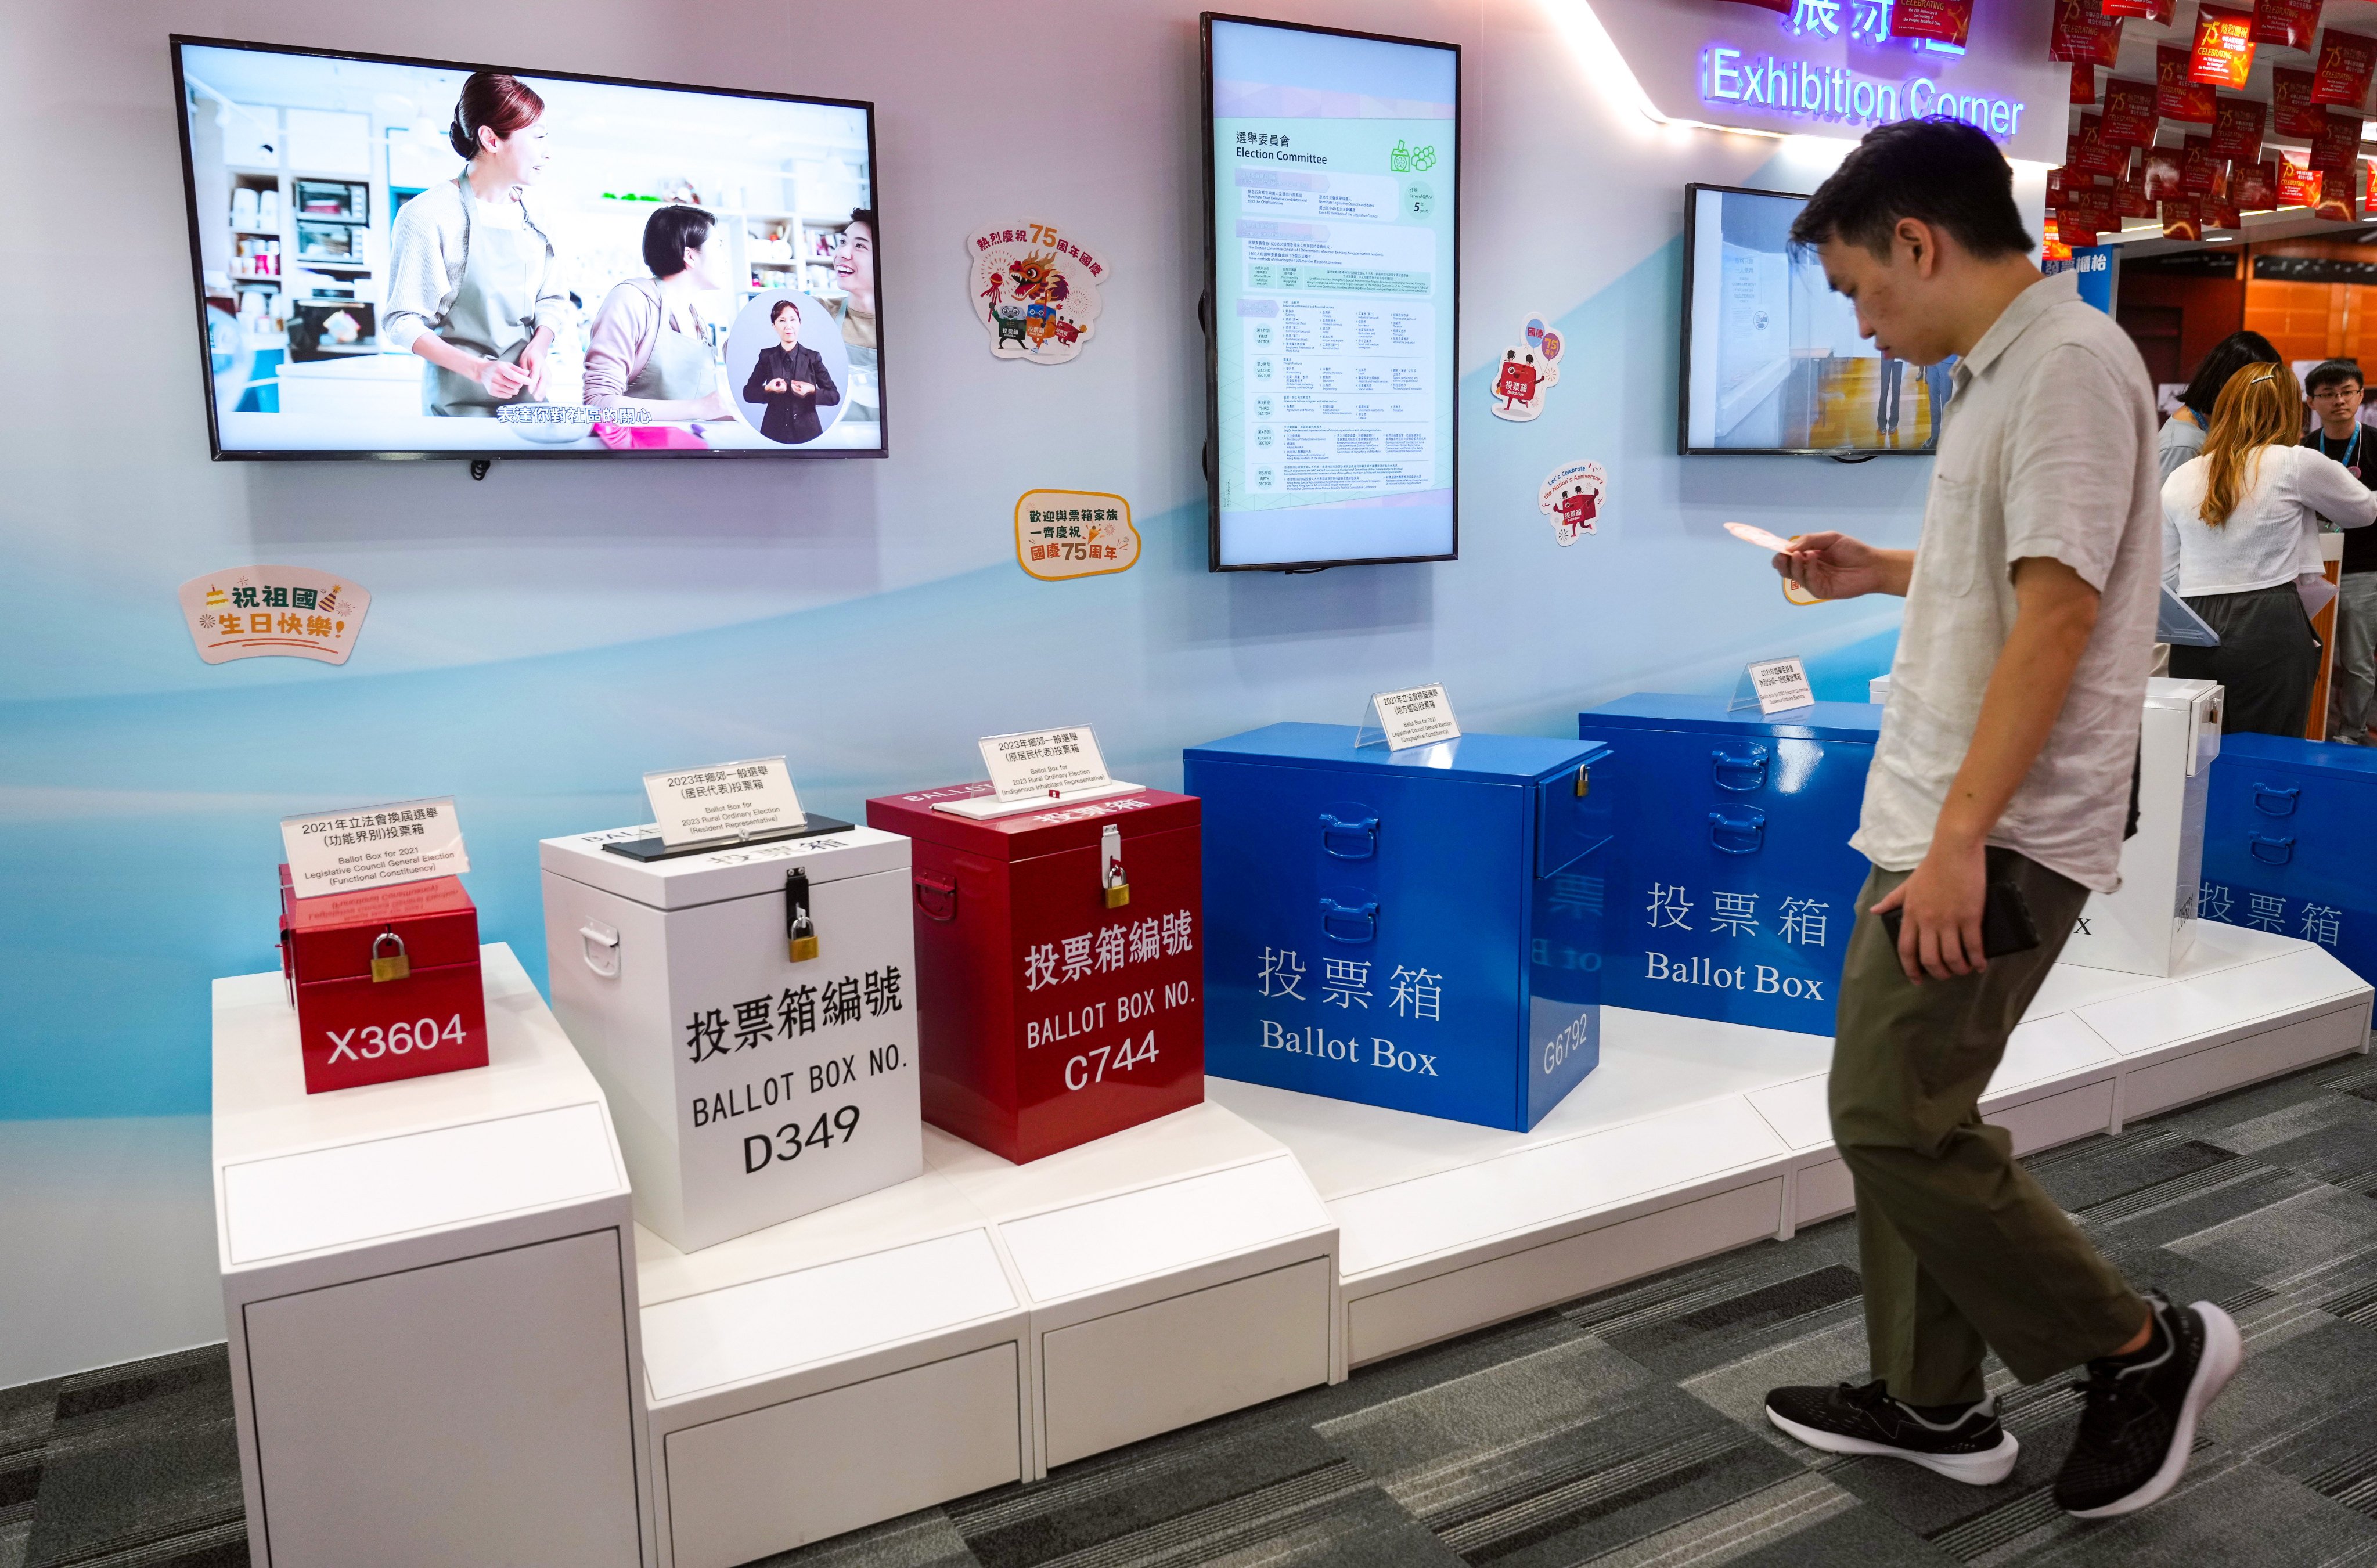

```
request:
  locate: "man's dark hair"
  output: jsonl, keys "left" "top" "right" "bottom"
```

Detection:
{"left": 2306, "top": 358, "right": 2364, "bottom": 395}
{"left": 847, "top": 206, "right": 875, "bottom": 232}
{"left": 1789, "top": 118, "right": 2034, "bottom": 259}
{"left": 769, "top": 297, "right": 800, "bottom": 324}
{"left": 642, "top": 204, "right": 714, "bottom": 278}
{"left": 2180, "top": 330, "right": 2280, "bottom": 420}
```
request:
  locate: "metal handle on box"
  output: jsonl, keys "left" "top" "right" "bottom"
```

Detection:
{"left": 1319, "top": 896, "right": 1378, "bottom": 944}
{"left": 2252, "top": 783, "right": 2300, "bottom": 817}
{"left": 913, "top": 873, "right": 960, "bottom": 922}
{"left": 1708, "top": 808, "right": 1767, "bottom": 855}
{"left": 1710, "top": 743, "right": 1770, "bottom": 793}
{"left": 2248, "top": 834, "right": 2296, "bottom": 867}
{"left": 1319, "top": 812, "right": 1379, "bottom": 860}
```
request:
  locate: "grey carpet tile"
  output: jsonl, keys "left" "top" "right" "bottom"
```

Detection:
{"left": 17, "top": 1046, "right": 2377, "bottom": 1568}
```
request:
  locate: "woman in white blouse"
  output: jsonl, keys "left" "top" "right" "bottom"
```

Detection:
{"left": 2163, "top": 361, "right": 2377, "bottom": 734}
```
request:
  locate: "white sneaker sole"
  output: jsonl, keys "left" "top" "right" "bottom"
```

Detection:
{"left": 1766, "top": 1405, "right": 2021, "bottom": 1484}
{"left": 2063, "top": 1302, "right": 2245, "bottom": 1520}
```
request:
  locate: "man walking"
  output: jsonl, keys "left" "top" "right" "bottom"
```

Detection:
{"left": 2304, "top": 359, "right": 2377, "bottom": 745}
{"left": 1760, "top": 120, "right": 2241, "bottom": 1519}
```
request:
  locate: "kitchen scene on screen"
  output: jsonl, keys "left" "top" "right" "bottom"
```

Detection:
{"left": 180, "top": 42, "right": 881, "bottom": 456}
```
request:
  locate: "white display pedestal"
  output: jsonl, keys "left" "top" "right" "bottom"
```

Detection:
{"left": 1213, "top": 923, "right": 2371, "bottom": 1368}
{"left": 631, "top": 1101, "right": 1336, "bottom": 1568}
{"left": 213, "top": 943, "right": 654, "bottom": 1568}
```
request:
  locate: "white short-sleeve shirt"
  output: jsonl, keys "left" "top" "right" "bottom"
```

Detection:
{"left": 1853, "top": 272, "right": 2163, "bottom": 894}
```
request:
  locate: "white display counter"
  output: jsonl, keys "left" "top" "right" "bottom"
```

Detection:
{"left": 212, "top": 943, "right": 654, "bottom": 1568}
{"left": 208, "top": 927, "right": 2368, "bottom": 1564}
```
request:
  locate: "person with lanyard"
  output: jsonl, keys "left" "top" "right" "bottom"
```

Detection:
{"left": 2306, "top": 359, "right": 2377, "bottom": 745}
{"left": 2158, "top": 330, "right": 2279, "bottom": 484}
{"left": 383, "top": 71, "right": 572, "bottom": 417}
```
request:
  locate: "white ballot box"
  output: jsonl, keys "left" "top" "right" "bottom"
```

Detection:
{"left": 2062, "top": 678, "right": 2224, "bottom": 977}
{"left": 540, "top": 821, "right": 923, "bottom": 1252}
{"left": 213, "top": 943, "right": 653, "bottom": 1568}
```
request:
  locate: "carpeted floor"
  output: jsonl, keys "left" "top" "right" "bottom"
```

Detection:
{"left": 12, "top": 1049, "right": 2377, "bottom": 1567}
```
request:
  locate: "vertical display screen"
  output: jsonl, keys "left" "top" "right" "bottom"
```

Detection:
{"left": 1203, "top": 16, "right": 1460, "bottom": 570}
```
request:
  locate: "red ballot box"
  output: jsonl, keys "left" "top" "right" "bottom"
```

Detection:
{"left": 866, "top": 783, "right": 1204, "bottom": 1162}
{"left": 284, "top": 874, "right": 489, "bottom": 1094}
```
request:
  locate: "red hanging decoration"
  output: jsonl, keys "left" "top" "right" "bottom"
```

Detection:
{"left": 2189, "top": 5, "right": 2257, "bottom": 89}
{"left": 2158, "top": 44, "right": 2219, "bottom": 122}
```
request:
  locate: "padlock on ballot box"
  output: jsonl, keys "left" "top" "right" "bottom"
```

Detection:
{"left": 865, "top": 783, "right": 1205, "bottom": 1164}
{"left": 282, "top": 871, "right": 491, "bottom": 1094}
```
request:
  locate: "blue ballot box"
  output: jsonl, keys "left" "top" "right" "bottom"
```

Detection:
{"left": 1184, "top": 723, "right": 1614, "bottom": 1130}
{"left": 1575, "top": 694, "right": 1881, "bottom": 1034}
{"left": 2200, "top": 733, "right": 2377, "bottom": 987}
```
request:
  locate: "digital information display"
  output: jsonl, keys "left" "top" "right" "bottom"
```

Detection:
{"left": 1203, "top": 16, "right": 1459, "bottom": 571}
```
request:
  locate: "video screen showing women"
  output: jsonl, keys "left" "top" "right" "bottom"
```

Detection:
{"left": 174, "top": 39, "right": 884, "bottom": 456}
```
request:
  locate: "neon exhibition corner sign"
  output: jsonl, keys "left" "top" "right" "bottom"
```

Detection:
{"left": 1578, "top": 0, "right": 2062, "bottom": 163}
{"left": 1701, "top": 47, "right": 2027, "bottom": 140}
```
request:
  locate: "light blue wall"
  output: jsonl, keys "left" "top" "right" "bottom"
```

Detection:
{"left": 0, "top": 0, "right": 1936, "bottom": 1120}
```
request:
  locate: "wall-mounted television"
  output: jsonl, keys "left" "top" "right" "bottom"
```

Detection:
{"left": 173, "top": 37, "right": 884, "bottom": 461}
{"left": 1680, "top": 183, "right": 1942, "bottom": 457}
{"left": 1202, "top": 14, "right": 1460, "bottom": 571}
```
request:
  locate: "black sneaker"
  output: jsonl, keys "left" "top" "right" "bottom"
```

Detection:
{"left": 2054, "top": 1292, "right": 2243, "bottom": 1518}
{"left": 1765, "top": 1380, "right": 2019, "bottom": 1483}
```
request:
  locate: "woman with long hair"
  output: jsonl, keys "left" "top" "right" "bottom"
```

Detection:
{"left": 2158, "top": 330, "right": 2280, "bottom": 483}
{"left": 2163, "top": 361, "right": 2377, "bottom": 734}
{"left": 383, "top": 70, "right": 571, "bottom": 416}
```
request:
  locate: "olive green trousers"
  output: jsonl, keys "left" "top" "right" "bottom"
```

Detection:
{"left": 1828, "top": 853, "right": 2148, "bottom": 1406}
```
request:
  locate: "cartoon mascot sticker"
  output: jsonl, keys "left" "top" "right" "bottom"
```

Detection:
{"left": 966, "top": 219, "right": 1109, "bottom": 364}
{"left": 1490, "top": 311, "right": 1564, "bottom": 422}
{"left": 1538, "top": 460, "right": 1606, "bottom": 546}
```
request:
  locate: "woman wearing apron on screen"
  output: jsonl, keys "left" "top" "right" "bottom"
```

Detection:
{"left": 383, "top": 71, "right": 572, "bottom": 416}
{"left": 581, "top": 204, "right": 733, "bottom": 423}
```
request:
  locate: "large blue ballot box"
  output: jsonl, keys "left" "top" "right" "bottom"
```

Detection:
{"left": 1576, "top": 694, "right": 1881, "bottom": 1035}
{"left": 2200, "top": 733, "right": 2377, "bottom": 986}
{"left": 1185, "top": 723, "right": 1614, "bottom": 1131}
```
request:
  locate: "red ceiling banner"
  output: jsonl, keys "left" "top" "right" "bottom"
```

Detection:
{"left": 2279, "top": 151, "right": 2325, "bottom": 206}
{"left": 2161, "top": 196, "right": 2205, "bottom": 239}
{"left": 2231, "top": 158, "right": 2280, "bottom": 208}
{"left": 2043, "top": 219, "right": 2075, "bottom": 263}
{"left": 1890, "top": 0, "right": 1973, "bottom": 47}
{"left": 2073, "top": 62, "right": 2098, "bottom": 103}
{"left": 2311, "top": 28, "right": 2377, "bottom": 106}
{"left": 2181, "top": 134, "right": 2225, "bottom": 194}
{"left": 2051, "top": 0, "right": 2125, "bottom": 66}
{"left": 2158, "top": 44, "right": 2219, "bottom": 122}
{"left": 2274, "top": 66, "right": 2328, "bottom": 135}
{"left": 2142, "top": 145, "right": 2189, "bottom": 201}
{"left": 2252, "top": 0, "right": 2323, "bottom": 51}
{"left": 2102, "top": 77, "right": 2160, "bottom": 143}
{"left": 2311, "top": 109, "right": 2364, "bottom": 172}
{"left": 2315, "top": 161, "right": 2364, "bottom": 219}
{"left": 2209, "top": 95, "right": 2268, "bottom": 160}
{"left": 2072, "top": 115, "right": 2135, "bottom": 176}
{"left": 2189, "top": 5, "right": 2258, "bottom": 88}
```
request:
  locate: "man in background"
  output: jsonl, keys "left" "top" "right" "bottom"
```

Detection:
{"left": 1756, "top": 118, "right": 2241, "bottom": 1520}
{"left": 2306, "top": 359, "right": 2377, "bottom": 745}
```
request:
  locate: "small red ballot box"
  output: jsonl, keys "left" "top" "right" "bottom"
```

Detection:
{"left": 284, "top": 874, "right": 489, "bottom": 1094}
{"left": 865, "top": 783, "right": 1205, "bottom": 1162}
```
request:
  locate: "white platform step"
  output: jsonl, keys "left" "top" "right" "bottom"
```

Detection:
{"left": 630, "top": 1102, "right": 1337, "bottom": 1568}
{"left": 1214, "top": 925, "right": 2372, "bottom": 1368}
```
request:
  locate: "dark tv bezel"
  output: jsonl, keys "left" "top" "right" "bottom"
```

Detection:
{"left": 170, "top": 34, "right": 888, "bottom": 463}
{"left": 1200, "top": 12, "right": 1461, "bottom": 572}
{"left": 1677, "top": 181, "right": 1928, "bottom": 459}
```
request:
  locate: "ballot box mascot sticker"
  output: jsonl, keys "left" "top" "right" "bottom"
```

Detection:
{"left": 180, "top": 565, "right": 371, "bottom": 664}
{"left": 1539, "top": 462, "right": 1605, "bottom": 546}
{"left": 1490, "top": 312, "right": 1561, "bottom": 422}
{"left": 966, "top": 219, "right": 1108, "bottom": 364}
